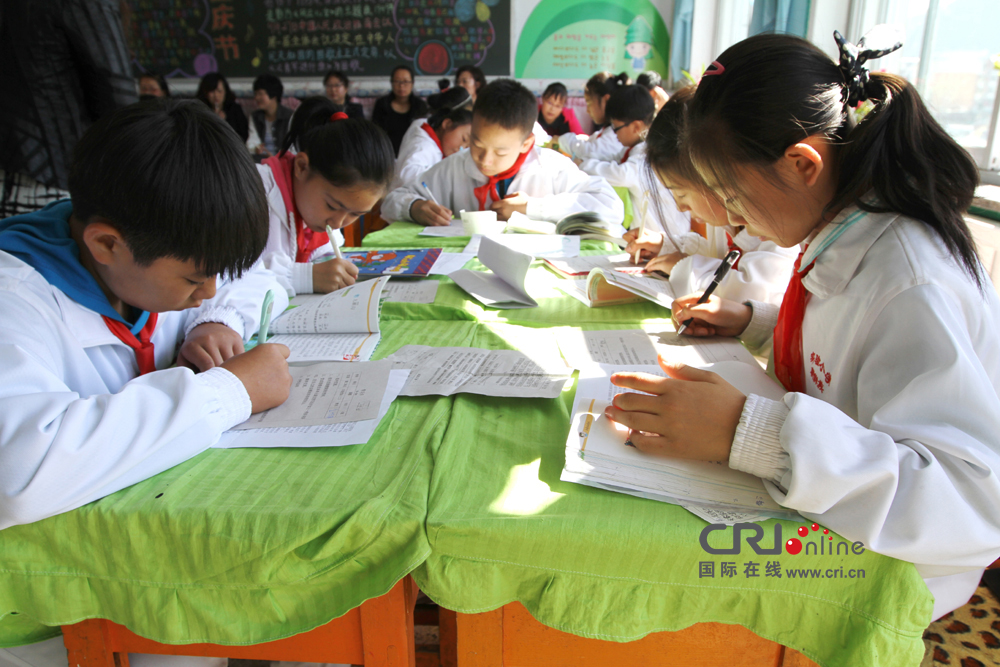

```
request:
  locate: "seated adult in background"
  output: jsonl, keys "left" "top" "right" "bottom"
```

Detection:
{"left": 196, "top": 72, "right": 248, "bottom": 142}
{"left": 635, "top": 71, "right": 670, "bottom": 112}
{"left": 455, "top": 65, "right": 486, "bottom": 102}
{"left": 323, "top": 69, "right": 364, "bottom": 119}
{"left": 138, "top": 72, "right": 170, "bottom": 99}
{"left": 372, "top": 65, "right": 428, "bottom": 155}
{"left": 536, "top": 82, "right": 583, "bottom": 137}
{"left": 247, "top": 73, "right": 293, "bottom": 158}
{"left": 0, "top": 0, "right": 135, "bottom": 217}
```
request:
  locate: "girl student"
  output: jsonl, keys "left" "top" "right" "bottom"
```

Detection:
{"left": 257, "top": 106, "right": 395, "bottom": 296}
{"left": 605, "top": 33, "right": 1000, "bottom": 620}
{"left": 392, "top": 86, "right": 473, "bottom": 189}
{"left": 578, "top": 84, "right": 695, "bottom": 254}
{"left": 624, "top": 85, "right": 797, "bottom": 305}
{"left": 557, "top": 72, "right": 629, "bottom": 161}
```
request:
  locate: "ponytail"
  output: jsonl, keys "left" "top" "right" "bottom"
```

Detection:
{"left": 686, "top": 33, "right": 983, "bottom": 288}
{"left": 283, "top": 101, "right": 395, "bottom": 193}
{"left": 585, "top": 71, "right": 630, "bottom": 99}
{"left": 426, "top": 86, "right": 473, "bottom": 132}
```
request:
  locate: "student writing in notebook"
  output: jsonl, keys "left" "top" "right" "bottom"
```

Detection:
{"left": 381, "top": 79, "right": 624, "bottom": 231}
{"left": 605, "top": 34, "right": 1000, "bottom": 620}
{"left": 577, "top": 84, "right": 694, "bottom": 254}
{"left": 0, "top": 99, "right": 292, "bottom": 530}
{"left": 623, "top": 86, "right": 797, "bottom": 305}
{"left": 258, "top": 107, "right": 396, "bottom": 296}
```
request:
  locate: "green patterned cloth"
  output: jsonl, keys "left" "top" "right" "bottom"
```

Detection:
{"left": 0, "top": 240, "right": 934, "bottom": 667}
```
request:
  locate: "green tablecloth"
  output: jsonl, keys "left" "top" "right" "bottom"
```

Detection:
{"left": 0, "top": 232, "right": 935, "bottom": 667}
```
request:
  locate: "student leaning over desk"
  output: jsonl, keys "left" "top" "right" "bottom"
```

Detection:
{"left": 557, "top": 72, "right": 628, "bottom": 162}
{"left": 0, "top": 99, "right": 292, "bottom": 531}
{"left": 605, "top": 33, "right": 1000, "bottom": 621}
{"left": 382, "top": 79, "right": 624, "bottom": 234}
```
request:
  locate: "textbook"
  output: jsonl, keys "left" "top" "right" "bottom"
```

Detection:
{"left": 543, "top": 252, "right": 644, "bottom": 278}
{"left": 505, "top": 211, "right": 627, "bottom": 248}
{"left": 561, "top": 359, "right": 800, "bottom": 520}
{"left": 557, "top": 267, "right": 675, "bottom": 308}
{"left": 264, "top": 277, "right": 386, "bottom": 363}
{"left": 341, "top": 248, "right": 442, "bottom": 277}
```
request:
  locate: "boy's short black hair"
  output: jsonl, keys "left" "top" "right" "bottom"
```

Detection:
{"left": 542, "top": 82, "right": 568, "bottom": 101}
{"left": 68, "top": 99, "right": 268, "bottom": 278}
{"left": 605, "top": 84, "right": 655, "bottom": 126}
{"left": 473, "top": 79, "right": 537, "bottom": 139}
{"left": 253, "top": 73, "right": 283, "bottom": 102}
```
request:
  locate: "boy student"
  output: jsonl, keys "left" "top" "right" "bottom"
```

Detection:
{"left": 247, "top": 73, "right": 293, "bottom": 157}
{"left": 0, "top": 99, "right": 292, "bottom": 531}
{"left": 381, "top": 79, "right": 624, "bottom": 232}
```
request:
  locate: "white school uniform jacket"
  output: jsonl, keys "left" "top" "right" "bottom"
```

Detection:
{"left": 728, "top": 205, "right": 1000, "bottom": 619}
{"left": 557, "top": 126, "right": 623, "bottom": 162}
{"left": 668, "top": 225, "right": 798, "bottom": 305}
{"left": 0, "top": 251, "right": 288, "bottom": 529}
{"left": 257, "top": 163, "right": 345, "bottom": 297}
{"left": 579, "top": 143, "right": 697, "bottom": 253}
{"left": 381, "top": 145, "right": 626, "bottom": 234}
{"left": 392, "top": 118, "right": 442, "bottom": 190}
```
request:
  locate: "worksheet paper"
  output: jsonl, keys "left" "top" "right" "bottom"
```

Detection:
{"left": 271, "top": 277, "right": 385, "bottom": 335}
{"left": 418, "top": 219, "right": 468, "bottom": 237}
{"left": 544, "top": 253, "right": 639, "bottom": 277}
{"left": 232, "top": 360, "right": 392, "bottom": 428}
{"left": 463, "top": 233, "right": 581, "bottom": 258}
{"left": 561, "top": 361, "right": 796, "bottom": 519}
{"left": 380, "top": 280, "right": 439, "bottom": 304}
{"left": 388, "top": 345, "right": 572, "bottom": 398}
{"left": 214, "top": 369, "right": 410, "bottom": 449}
{"left": 267, "top": 332, "right": 381, "bottom": 364}
{"left": 558, "top": 329, "right": 757, "bottom": 369}
{"left": 449, "top": 236, "right": 537, "bottom": 308}
{"left": 428, "top": 252, "right": 475, "bottom": 275}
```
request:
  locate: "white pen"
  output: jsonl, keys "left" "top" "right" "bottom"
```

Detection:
{"left": 326, "top": 224, "right": 344, "bottom": 260}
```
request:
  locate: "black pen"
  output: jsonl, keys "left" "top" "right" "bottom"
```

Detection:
{"left": 675, "top": 249, "right": 741, "bottom": 335}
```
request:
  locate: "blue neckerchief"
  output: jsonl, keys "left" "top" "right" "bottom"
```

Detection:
{"left": 0, "top": 199, "right": 148, "bottom": 332}
{"left": 799, "top": 208, "right": 868, "bottom": 273}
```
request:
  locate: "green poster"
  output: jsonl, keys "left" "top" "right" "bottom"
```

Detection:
{"left": 515, "top": 0, "right": 670, "bottom": 79}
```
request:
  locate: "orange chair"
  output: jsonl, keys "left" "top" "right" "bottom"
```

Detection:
{"left": 439, "top": 603, "right": 819, "bottom": 667}
{"left": 61, "top": 576, "right": 417, "bottom": 667}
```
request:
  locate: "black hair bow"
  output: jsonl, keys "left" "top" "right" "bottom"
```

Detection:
{"left": 834, "top": 27, "right": 903, "bottom": 107}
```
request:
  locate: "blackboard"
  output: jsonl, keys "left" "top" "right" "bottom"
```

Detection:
{"left": 128, "top": 0, "right": 511, "bottom": 80}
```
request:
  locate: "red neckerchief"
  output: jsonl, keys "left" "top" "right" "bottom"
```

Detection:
{"left": 619, "top": 146, "right": 633, "bottom": 163}
{"left": 773, "top": 248, "right": 816, "bottom": 392}
{"left": 421, "top": 122, "right": 443, "bottom": 153}
{"left": 724, "top": 231, "right": 742, "bottom": 269}
{"left": 262, "top": 153, "right": 328, "bottom": 263}
{"left": 102, "top": 313, "right": 159, "bottom": 375}
{"left": 472, "top": 140, "right": 534, "bottom": 211}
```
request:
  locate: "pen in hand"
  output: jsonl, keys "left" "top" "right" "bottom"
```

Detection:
{"left": 675, "top": 249, "right": 741, "bottom": 335}
{"left": 252, "top": 289, "right": 275, "bottom": 349}
{"left": 326, "top": 224, "right": 344, "bottom": 261}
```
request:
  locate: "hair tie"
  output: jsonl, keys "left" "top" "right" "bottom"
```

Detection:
{"left": 702, "top": 60, "right": 725, "bottom": 77}
{"left": 330, "top": 111, "right": 349, "bottom": 121}
{"left": 834, "top": 27, "right": 902, "bottom": 107}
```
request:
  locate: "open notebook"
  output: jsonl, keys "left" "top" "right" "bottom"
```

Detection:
{"left": 265, "top": 277, "right": 386, "bottom": 363}
{"left": 561, "top": 356, "right": 800, "bottom": 521}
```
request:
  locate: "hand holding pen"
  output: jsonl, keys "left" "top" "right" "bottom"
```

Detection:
{"left": 674, "top": 250, "right": 742, "bottom": 336}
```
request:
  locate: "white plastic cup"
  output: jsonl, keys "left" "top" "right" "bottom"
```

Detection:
{"left": 461, "top": 210, "right": 506, "bottom": 235}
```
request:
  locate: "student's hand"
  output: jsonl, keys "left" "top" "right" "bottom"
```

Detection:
{"left": 604, "top": 356, "right": 746, "bottom": 462}
{"left": 671, "top": 294, "right": 752, "bottom": 337}
{"left": 623, "top": 228, "right": 664, "bottom": 262}
{"left": 178, "top": 323, "right": 245, "bottom": 372}
{"left": 410, "top": 199, "right": 453, "bottom": 226}
{"left": 312, "top": 257, "right": 359, "bottom": 293}
{"left": 644, "top": 252, "right": 686, "bottom": 276}
{"left": 221, "top": 343, "right": 292, "bottom": 413}
{"left": 490, "top": 192, "right": 528, "bottom": 220}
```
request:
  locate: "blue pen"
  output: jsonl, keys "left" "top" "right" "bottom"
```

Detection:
{"left": 421, "top": 181, "right": 441, "bottom": 207}
{"left": 251, "top": 289, "right": 275, "bottom": 349}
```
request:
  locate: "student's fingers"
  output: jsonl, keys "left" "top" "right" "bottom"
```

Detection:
{"left": 257, "top": 342, "right": 291, "bottom": 359}
{"left": 658, "top": 360, "right": 721, "bottom": 385}
{"left": 602, "top": 406, "right": 663, "bottom": 435}
{"left": 611, "top": 391, "right": 666, "bottom": 414}
{"left": 182, "top": 344, "right": 217, "bottom": 372}
{"left": 342, "top": 259, "right": 360, "bottom": 278}
{"left": 622, "top": 229, "right": 639, "bottom": 243}
{"left": 205, "top": 343, "right": 226, "bottom": 369}
{"left": 627, "top": 432, "right": 679, "bottom": 457}
{"left": 609, "top": 371, "right": 670, "bottom": 395}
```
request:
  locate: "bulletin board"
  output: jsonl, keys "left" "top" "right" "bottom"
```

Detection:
{"left": 514, "top": 0, "right": 670, "bottom": 79}
{"left": 127, "top": 0, "right": 511, "bottom": 79}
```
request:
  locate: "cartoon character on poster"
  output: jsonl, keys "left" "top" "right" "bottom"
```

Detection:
{"left": 357, "top": 250, "right": 398, "bottom": 268}
{"left": 624, "top": 16, "right": 653, "bottom": 70}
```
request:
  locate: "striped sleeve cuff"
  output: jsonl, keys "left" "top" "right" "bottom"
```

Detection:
{"left": 184, "top": 306, "right": 246, "bottom": 340}
{"left": 292, "top": 262, "right": 314, "bottom": 295}
{"left": 740, "top": 299, "right": 779, "bottom": 349}
{"left": 729, "top": 393, "right": 790, "bottom": 485}
{"left": 194, "top": 367, "right": 252, "bottom": 431}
